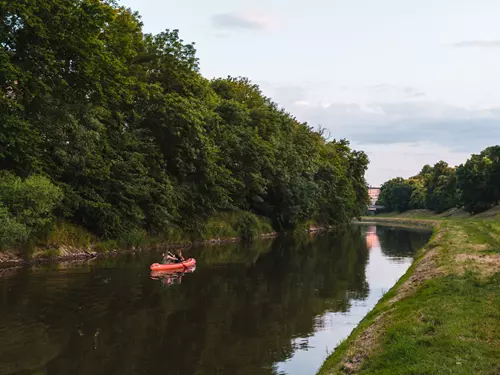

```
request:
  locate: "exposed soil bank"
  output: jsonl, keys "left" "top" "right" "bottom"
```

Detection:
{"left": 318, "top": 217, "right": 500, "bottom": 375}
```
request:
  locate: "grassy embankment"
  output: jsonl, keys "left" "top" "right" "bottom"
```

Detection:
{"left": 319, "top": 208, "right": 500, "bottom": 375}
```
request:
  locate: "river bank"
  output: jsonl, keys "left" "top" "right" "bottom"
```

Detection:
{"left": 0, "top": 231, "right": 279, "bottom": 269}
{"left": 0, "top": 225, "right": 334, "bottom": 269}
{"left": 318, "top": 216, "right": 500, "bottom": 375}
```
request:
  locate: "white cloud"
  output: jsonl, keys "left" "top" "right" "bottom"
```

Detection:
{"left": 211, "top": 11, "right": 278, "bottom": 32}
{"left": 294, "top": 100, "right": 311, "bottom": 107}
{"left": 279, "top": 99, "right": 500, "bottom": 152}
{"left": 361, "top": 142, "right": 471, "bottom": 186}
{"left": 271, "top": 85, "right": 307, "bottom": 105}
{"left": 294, "top": 100, "right": 500, "bottom": 185}
{"left": 453, "top": 40, "right": 500, "bottom": 48}
{"left": 259, "top": 83, "right": 500, "bottom": 185}
{"left": 367, "top": 84, "right": 425, "bottom": 98}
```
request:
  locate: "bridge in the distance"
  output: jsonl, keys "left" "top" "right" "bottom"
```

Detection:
{"left": 368, "top": 186, "right": 381, "bottom": 205}
{"left": 367, "top": 187, "right": 384, "bottom": 213}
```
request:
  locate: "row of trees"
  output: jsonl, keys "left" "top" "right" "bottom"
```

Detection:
{"left": 377, "top": 146, "right": 500, "bottom": 214}
{"left": 0, "top": 0, "right": 369, "bottom": 248}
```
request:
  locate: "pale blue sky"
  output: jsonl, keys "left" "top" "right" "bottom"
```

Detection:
{"left": 122, "top": 0, "right": 500, "bottom": 185}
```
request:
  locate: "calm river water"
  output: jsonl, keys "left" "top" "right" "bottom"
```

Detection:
{"left": 0, "top": 225, "right": 430, "bottom": 375}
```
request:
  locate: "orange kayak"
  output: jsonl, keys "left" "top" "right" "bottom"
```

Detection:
{"left": 150, "top": 258, "right": 196, "bottom": 271}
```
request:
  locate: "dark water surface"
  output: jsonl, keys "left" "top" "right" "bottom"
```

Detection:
{"left": 0, "top": 225, "right": 430, "bottom": 375}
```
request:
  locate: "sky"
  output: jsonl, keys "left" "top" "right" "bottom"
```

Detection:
{"left": 121, "top": 0, "right": 500, "bottom": 186}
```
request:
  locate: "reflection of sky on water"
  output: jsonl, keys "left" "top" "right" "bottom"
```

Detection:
{"left": 366, "top": 225, "right": 380, "bottom": 250}
{"left": 275, "top": 225, "right": 413, "bottom": 375}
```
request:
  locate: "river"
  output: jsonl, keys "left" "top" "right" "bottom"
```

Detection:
{"left": 0, "top": 224, "right": 430, "bottom": 375}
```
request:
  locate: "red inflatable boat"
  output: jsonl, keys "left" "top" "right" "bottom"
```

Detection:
{"left": 150, "top": 258, "right": 196, "bottom": 271}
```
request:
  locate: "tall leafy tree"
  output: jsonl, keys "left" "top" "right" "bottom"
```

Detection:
{"left": 457, "top": 146, "right": 500, "bottom": 214}
{"left": 423, "top": 161, "right": 458, "bottom": 213}
{"left": 377, "top": 177, "right": 414, "bottom": 212}
{"left": 0, "top": 0, "right": 370, "bottom": 246}
{"left": 378, "top": 145, "right": 499, "bottom": 215}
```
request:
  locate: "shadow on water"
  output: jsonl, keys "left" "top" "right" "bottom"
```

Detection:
{"left": 0, "top": 225, "right": 430, "bottom": 375}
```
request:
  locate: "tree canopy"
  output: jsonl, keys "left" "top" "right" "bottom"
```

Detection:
{"left": 377, "top": 146, "right": 500, "bottom": 215}
{"left": 0, "top": 0, "right": 369, "bottom": 248}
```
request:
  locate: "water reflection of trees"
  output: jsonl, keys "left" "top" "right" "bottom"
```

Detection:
{"left": 0, "top": 229, "right": 370, "bottom": 375}
{"left": 376, "top": 226, "right": 431, "bottom": 258}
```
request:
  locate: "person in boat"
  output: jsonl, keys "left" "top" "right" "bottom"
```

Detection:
{"left": 163, "top": 250, "right": 185, "bottom": 264}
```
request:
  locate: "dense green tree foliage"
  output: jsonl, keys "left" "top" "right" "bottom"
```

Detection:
{"left": 377, "top": 177, "right": 415, "bottom": 212}
{"left": 421, "top": 161, "right": 458, "bottom": 213}
{"left": 0, "top": 171, "right": 62, "bottom": 248}
{"left": 377, "top": 146, "right": 500, "bottom": 215}
{"left": 0, "top": 0, "right": 368, "bottom": 248}
{"left": 456, "top": 146, "right": 500, "bottom": 214}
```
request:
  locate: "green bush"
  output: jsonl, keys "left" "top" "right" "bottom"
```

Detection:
{"left": 45, "top": 221, "right": 94, "bottom": 249}
{"left": 235, "top": 212, "right": 260, "bottom": 241}
{"left": 0, "top": 172, "right": 63, "bottom": 235}
{"left": 118, "top": 228, "right": 148, "bottom": 248}
{"left": 94, "top": 240, "right": 118, "bottom": 253}
{"left": 163, "top": 225, "right": 190, "bottom": 244}
{"left": 203, "top": 215, "right": 238, "bottom": 239}
{"left": 0, "top": 172, "right": 62, "bottom": 250}
{"left": 202, "top": 211, "right": 274, "bottom": 241}
{"left": 0, "top": 204, "right": 29, "bottom": 250}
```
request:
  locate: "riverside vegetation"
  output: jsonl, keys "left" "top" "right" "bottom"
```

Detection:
{"left": 319, "top": 151, "right": 500, "bottom": 374}
{"left": 376, "top": 145, "right": 500, "bottom": 215}
{"left": 0, "top": 0, "right": 369, "bottom": 258}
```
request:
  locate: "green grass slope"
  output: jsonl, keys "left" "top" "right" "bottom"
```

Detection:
{"left": 318, "top": 219, "right": 500, "bottom": 375}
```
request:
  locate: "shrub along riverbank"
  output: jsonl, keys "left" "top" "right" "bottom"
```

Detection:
{"left": 0, "top": 209, "right": 279, "bottom": 266}
{"left": 318, "top": 215, "right": 500, "bottom": 375}
{"left": 1, "top": 0, "right": 368, "bottom": 258}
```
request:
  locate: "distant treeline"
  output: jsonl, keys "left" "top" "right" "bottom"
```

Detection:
{"left": 377, "top": 146, "right": 500, "bottom": 214}
{"left": 0, "top": 0, "right": 368, "bottom": 249}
